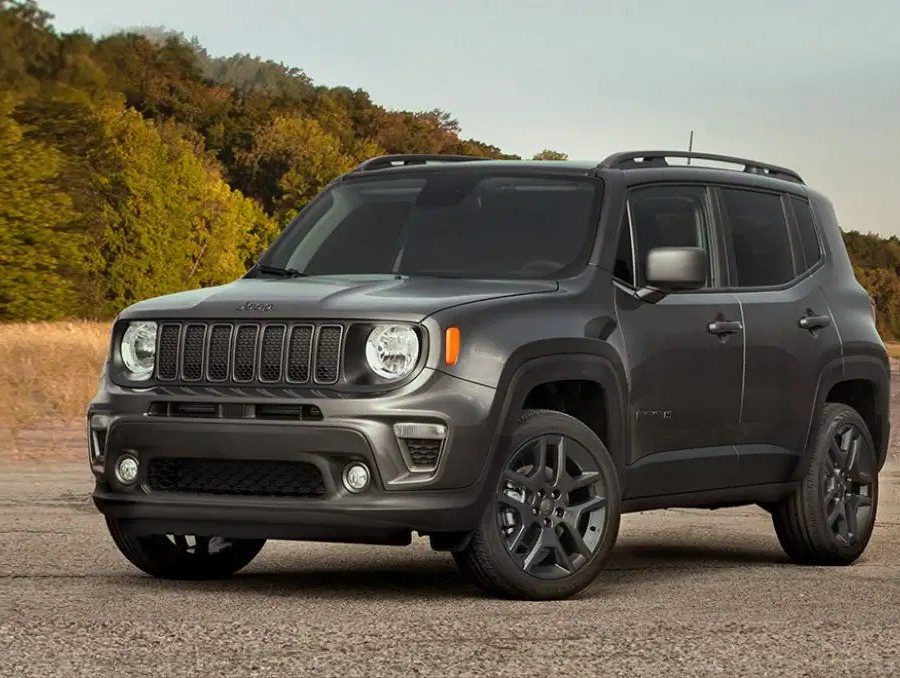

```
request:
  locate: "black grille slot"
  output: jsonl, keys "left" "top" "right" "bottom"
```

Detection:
{"left": 259, "top": 325, "right": 286, "bottom": 382}
{"left": 406, "top": 439, "right": 442, "bottom": 469}
{"left": 157, "top": 324, "right": 180, "bottom": 380}
{"left": 206, "top": 324, "right": 232, "bottom": 381}
{"left": 314, "top": 325, "right": 342, "bottom": 384}
{"left": 233, "top": 325, "right": 259, "bottom": 382}
{"left": 286, "top": 325, "right": 313, "bottom": 383}
{"left": 181, "top": 324, "right": 206, "bottom": 380}
{"left": 147, "top": 458, "right": 326, "bottom": 498}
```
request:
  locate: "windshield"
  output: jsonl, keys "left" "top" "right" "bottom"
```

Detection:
{"left": 259, "top": 171, "right": 601, "bottom": 280}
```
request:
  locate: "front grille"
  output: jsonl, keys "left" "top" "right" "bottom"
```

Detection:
{"left": 155, "top": 321, "right": 344, "bottom": 386}
{"left": 405, "top": 438, "right": 442, "bottom": 470}
{"left": 147, "top": 458, "right": 326, "bottom": 498}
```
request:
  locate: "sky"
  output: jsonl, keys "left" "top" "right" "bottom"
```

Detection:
{"left": 41, "top": 0, "right": 900, "bottom": 236}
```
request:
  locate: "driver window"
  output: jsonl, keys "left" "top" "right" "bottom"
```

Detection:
{"left": 628, "top": 185, "right": 713, "bottom": 287}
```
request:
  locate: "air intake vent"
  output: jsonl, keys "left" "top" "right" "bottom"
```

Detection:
{"left": 259, "top": 325, "right": 286, "bottom": 382}
{"left": 181, "top": 324, "right": 206, "bottom": 381}
{"left": 233, "top": 325, "right": 259, "bottom": 382}
{"left": 314, "top": 325, "right": 343, "bottom": 384}
{"left": 157, "top": 324, "right": 180, "bottom": 380}
{"left": 147, "top": 458, "right": 326, "bottom": 498}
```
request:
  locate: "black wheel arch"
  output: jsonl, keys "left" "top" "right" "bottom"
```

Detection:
{"left": 802, "top": 354, "right": 891, "bottom": 477}
{"left": 481, "top": 339, "right": 630, "bottom": 490}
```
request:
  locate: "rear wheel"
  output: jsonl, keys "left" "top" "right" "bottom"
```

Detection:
{"left": 772, "top": 403, "right": 878, "bottom": 565}
{"left": 106, "top": 518, "right": 265, "bottom": 579}
{"left": 454, "top": 409, "right": 620, "bottom": 599}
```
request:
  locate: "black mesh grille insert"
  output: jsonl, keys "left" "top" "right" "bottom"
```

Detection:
{"left": 206, "top": 325, "right": 232, "bottom": 381}
{"left": 286, "top": 325, "right": 313, "bottom": 383}
{"left": 157, "top": 324, "right": 180, "bottom": 380}
{"left": 150, "top": 321, "right": 343, "bottom": 385}
{"left": 259, "top": 325, "right": 286, "bottom": 382}
{"left": 406, "top": 439, "right": 442, "bottom": 469}
{"left": 314, "top": 326, "right": 342, "bottom": 384}
{"left": 181, "top": 325, "right": 206, "bottom": 380}
{"left": 147, "top": 458, "right": 326, "bottom": 497}
{"left": 233, "top": 325, "right": 258, "bottom": 381}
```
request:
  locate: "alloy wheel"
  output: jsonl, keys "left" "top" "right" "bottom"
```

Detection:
{"left": 823, "top": 423, "right": 875, "bottom": 546}
{"left": 497, "top": 433, "right": 609, "bottom": 579}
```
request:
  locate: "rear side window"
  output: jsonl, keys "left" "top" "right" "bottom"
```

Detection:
{"left": 628, "top": 185, "right": 712, "bottom": 287}
{"left": 790, "top": 197, "right": 822, "bottom": 270}
{"left": 720, "top": 189, "right": 794, "bottom": 287}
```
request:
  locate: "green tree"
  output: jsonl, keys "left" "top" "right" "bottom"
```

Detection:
{"left": 532, "top": 149, "right": 568, "bottom": 161}
{"left": 0, "top": 94, "right": 80, "bottom": 319}
{"left": 237, "top": 113, "right": 356, "bottom": 220}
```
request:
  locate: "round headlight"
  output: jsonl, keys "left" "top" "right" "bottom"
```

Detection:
{"left": 121, "top": 321, "right": 157, "bottom": 380}
{"left": 365, "top": 325, "right": 420, "bottom": 380}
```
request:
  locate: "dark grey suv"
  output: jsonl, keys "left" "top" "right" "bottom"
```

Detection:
{"left": 89, "top": 151, "right": 890, "bottom": 599}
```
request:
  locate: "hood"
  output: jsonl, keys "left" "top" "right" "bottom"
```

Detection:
{"left": 119, "top": 275, "right": 558, "bottom": 322}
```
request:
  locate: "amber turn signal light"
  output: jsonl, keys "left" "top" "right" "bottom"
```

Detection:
{"left": 445, "top": 327, "right": 460, "bottom": 365}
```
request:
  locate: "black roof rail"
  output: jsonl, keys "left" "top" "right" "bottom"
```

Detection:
{"left": 598, "top": 150, "right": 804, "bottom": 184}
{"left": 352, "top": 154, "right": 489, "bottom": 173}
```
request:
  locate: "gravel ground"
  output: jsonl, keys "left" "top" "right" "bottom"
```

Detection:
{"left": 1, "top": 459, "right": 898, "bottom": 677}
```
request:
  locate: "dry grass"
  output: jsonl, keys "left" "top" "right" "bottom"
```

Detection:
{"left": 0, "top": 321, "right": 109, "bottom": 428}
{"left": 885, "top": 343, "right": 900, "bottom": 360}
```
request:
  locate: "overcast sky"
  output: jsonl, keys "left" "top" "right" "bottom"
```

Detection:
{"left": 41, "top": 0, "right": 900, "bottom": 236}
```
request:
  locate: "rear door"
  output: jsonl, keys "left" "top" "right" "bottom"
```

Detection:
{"left": 614, "top": 184, "right": 744, "bottom": 497}
{"left": 718, "top": 187, "right": 842, "bottom": 483}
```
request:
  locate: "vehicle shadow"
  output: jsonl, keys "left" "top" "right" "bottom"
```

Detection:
{"left": 125, "top": 539, "right": 791, "bottom": 602}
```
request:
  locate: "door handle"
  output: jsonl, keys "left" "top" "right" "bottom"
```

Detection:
{"left": 799, "top": 314, "right": 832, "bottom": 331}
{"left": 707, "top": 319, "right": 743, "bottom": 336}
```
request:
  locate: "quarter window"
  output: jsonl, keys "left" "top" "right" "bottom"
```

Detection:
{"left": 721, "top": 188, "right": 794, "bottom": 287}
{"left": 790, "top": 197, "right": 822, "bottom": 270}
{"left": 628, "top": 185, "right": 712, "bottom": 287}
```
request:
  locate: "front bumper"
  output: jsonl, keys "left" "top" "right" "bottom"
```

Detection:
{"left": 89, "top": 367, "right": 503, "bottom": 541}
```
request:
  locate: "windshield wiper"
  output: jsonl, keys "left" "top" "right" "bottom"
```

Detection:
{"left": 256, "top": 264, "right": 309, "bottom": 278}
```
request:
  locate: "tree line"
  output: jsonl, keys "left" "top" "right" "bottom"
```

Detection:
{"left": 1, "top": 1, "right": 897, "bottom": 339}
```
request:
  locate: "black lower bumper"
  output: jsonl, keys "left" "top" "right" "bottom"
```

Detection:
{"left": 93, "top": 418, "right": 492, "bottom": 542}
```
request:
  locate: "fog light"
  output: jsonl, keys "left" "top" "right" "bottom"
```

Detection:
{"left": 115, "top": 454, "right": 139, "bottom": 484}
{"left": 342, "top": 462, "right": 371, "bottom": 493}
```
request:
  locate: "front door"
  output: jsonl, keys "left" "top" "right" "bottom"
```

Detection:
{"left": 613, "top": 184, "right": 743, "bottom": 498}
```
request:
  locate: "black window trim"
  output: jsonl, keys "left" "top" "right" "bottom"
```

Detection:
{"left": 712, "top": 184, "right": 826, "bottom": 292}
{"left": 616, "top": 182, "right": 727, "bottom": 292}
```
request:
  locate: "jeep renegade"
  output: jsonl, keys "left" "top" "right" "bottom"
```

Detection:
{"left": 89, "top": 151, "right": 889, "bottom": 599}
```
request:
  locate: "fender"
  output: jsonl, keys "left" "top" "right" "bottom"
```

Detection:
{"left": 464, "top": 339, "right": 630, "bottom": 514}
{"left": 795, "top": 354, "right": 891, "bottom": 480}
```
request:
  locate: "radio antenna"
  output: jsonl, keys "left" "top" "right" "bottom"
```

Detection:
{"left": 687, "top": 130, "right": 694, "bottom": 165}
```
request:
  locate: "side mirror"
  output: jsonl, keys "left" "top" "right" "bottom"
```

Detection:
{"left": 637, "top": 247, "right": 707, "bottom": 301}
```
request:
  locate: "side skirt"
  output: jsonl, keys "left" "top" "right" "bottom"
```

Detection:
{"left": 621, "top": 481, "right": 798, "bottom": 513}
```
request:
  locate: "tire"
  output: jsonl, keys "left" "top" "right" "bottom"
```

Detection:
{"left": 454, "top": 409, "right": 621, "bottom": 600}
{"left": 106, "top": 518, "right": 265, "bottom": 579}
{"left": 772, "top": 403, "right": 879, "bottom": 565}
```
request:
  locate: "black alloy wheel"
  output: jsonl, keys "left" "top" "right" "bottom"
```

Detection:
{"left": 822, "top": 422, "right": 875, "bottom": 547}
{"left": 498, "top": 433, "right": 608, "bottom": 579}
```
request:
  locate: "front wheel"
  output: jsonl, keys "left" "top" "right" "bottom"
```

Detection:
{"left": 771, "top": 403, "right": 879, "bottom": 565}
{"left": 454, "top": 409, "right": 621, "bottom": 600}
{"left": 106, "top": 518, "right": 266, "bottom": 579}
